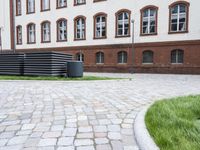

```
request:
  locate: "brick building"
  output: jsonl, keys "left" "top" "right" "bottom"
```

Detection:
{"left": 0, "top": 0, "right": 200, "bottom": 73}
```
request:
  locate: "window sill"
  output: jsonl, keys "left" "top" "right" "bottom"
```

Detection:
{"left": 115, "top": 35, "right": 130, "bottom": 38}
{"left": 93, "top": 37, "right": 107, "bottom": 40}
{"left": 142, "top": 63, "right": 154, "bottom": 65}
{"left": 41, "top": 9, "right": 50, "bottom": 12}
{"left": 140, "top": 33, "right": 157, "bottom": 36}
{"left": 171, "top": 63, "right": 183, "bottom": 65}
{"left": 56, "top": 6, "right": 67, "bottom": 9}
{"left": 168, "top": 31, "right": 188, "bottom": 34}
{"left": 27, "top": 42, "right": 36, "bottom": 44}
{"left": 57, "top": 40, "right": 67, "bottom": 42}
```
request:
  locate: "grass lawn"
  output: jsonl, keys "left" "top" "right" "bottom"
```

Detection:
{"left": 0, "top": 75, "right": 120, "bottom": 81}
{"left": 145, "top": 95, "right": 200, "bottom": 150}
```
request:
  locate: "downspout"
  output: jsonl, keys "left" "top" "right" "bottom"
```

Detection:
{"left": 10, "top": 0, "right": 16, "bottom": 53}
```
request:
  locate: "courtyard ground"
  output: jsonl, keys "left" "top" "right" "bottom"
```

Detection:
{"left": 0, "top": 73, "right": 200, "bottom": 150}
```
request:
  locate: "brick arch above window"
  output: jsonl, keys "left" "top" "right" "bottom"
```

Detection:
{"left": 140, "top": 5, "right": 158, "bottom": 36}
{"left": 168, "top": 1, "right": 190, "bottom": 34}
{"left": 115, "top": 9, "right": 131, "bottom": 38}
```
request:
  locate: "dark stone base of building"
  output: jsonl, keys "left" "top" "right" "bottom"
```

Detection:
{"left": 16, "top": 40, "right": 200, "bottom": 74}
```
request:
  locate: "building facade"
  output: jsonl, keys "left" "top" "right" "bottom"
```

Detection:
{"left": 1, "top": 0, "right": 200, "bottom": 73}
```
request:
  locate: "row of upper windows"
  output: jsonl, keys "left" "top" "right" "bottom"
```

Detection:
{"left": 16, "top": 0, "right": 105, "bottom": 15}
{"left": 16, "top": 2, "right": 190, "bottom": 45}
{"left": 76, "top": 49, "right": 184, "bottom": 64}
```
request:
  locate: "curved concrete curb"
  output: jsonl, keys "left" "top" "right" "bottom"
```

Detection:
{"left": 134, "top": 105, "right": 160, "bottom": 150}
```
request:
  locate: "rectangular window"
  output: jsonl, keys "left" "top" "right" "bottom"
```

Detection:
{"left": 16, "top": 26, "right": 22, "bottom": 44}
{"left": 27, "top": 0, "right": 35, "bottom": 14}
{"left": 41, "top": 0, "right": 50, "bottom": 11}
{"left": 74, "top": 0, "right": 86, "bottom": 5}
{"left": 16, "top": 0, "right": 21, "bottom": 16}
{"left": 57, "top": 0, "right": 67, "bottom": 8}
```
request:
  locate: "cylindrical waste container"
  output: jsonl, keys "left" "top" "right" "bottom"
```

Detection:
{"left": 67, "top": 61, "right": 83, "bottom": 77}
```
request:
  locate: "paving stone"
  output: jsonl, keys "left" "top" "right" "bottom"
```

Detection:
{"left": 96, "top": 144, "right": 112, "bottom": 150}
{"left": 57, "top": 137, "right": 74, "bottom": 146}
{"left": 78, "top": 126, "right": 93, "bottom": 133}
{"left": 111, "top": 140, "right": 123, "bottom": 150}
{"left": 93, "top": 126, "right": 107, "bottom": 132}
{"left": 5, "top": 125, "right": 21, "bottom": 131}
{"left": 74, "top": 139, "right": 94, "bottom": 146}
{"left": 107, "top": 125, "right": 120, "bottom": 132}
{"left": 24, "top": 138, "right": 40, "bottom": 147}
{"left": 57, "top": 146, "right": 75, "bottom": 150}
{"left": 94, "top": 132, "right": 107, "bottom": 138}
{"left": 76, "top": 146, "right": 95, "bottom": 150}
{"left": 108, "top": 132, "right": 121, "bottom": 140}
{"left": 7, "top": 136, "right": 28, "bottom": 145}
{"left": 77, "top": 133, "right": 93, "bottom": 138}
{"left": 42, "top": 131, "right": 61, "bottom": 138}
{"left": 38, "top": 138, "right": 57, "bottom": 146}
{"left": 62, "top": 128, "right": 77, "bottom": 137}
{"left": 0, "top": 139, "right": 8, "bottom": 146}
{"left": 95, "top": 138, "right": 109, "bottom": 144}
{"left": 22, "top": 124, "right": 36, "bottom": 130}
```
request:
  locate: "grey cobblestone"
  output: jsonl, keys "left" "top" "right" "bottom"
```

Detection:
{"left": 0, "top": 73, "right": 200, "bottom": 149}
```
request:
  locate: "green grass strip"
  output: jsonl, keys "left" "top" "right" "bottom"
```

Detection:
{"left": 145, "top": 95, "right": 200, "bottom": 150}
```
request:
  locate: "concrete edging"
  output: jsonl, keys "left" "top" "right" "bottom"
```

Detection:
{"left": 134, "top": 105, "right": 160, "bottom": 150}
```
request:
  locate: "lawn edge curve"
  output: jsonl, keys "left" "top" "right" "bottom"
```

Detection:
{"left": 134, "top": 105, "right": 160, "bottom": 150}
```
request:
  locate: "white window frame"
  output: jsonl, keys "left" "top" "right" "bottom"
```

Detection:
{"left": 42, "top": 0, "right": 50, "bottom": 11}
{"left": 58, "top": 20, "right": 67, "bottom": 41}
{"left": 76, "top": 18, "right": 85, "bottom": 40}
{"left": 170, "top": 4, "right": 187, "bottom": 32}
{"left": 27, "top": 0, "right": 35, "bottom": 13}
{"left": 142, "top": 9, "right": 156, "bottom": 34}
{"left": 95, "top": 15, "right": 106, "bottom": 38}
{"left": 117, "top": 12, "right": 129, "bottom": 36}
{"left": 42, "top": 22, "right": 50, "bottom": 42}
{"left": 28, "top": 24, "right": 35, "bottom": 43}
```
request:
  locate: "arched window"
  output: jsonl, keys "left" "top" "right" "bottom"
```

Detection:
{"left": 27, "top": 0, "right": 35, "bottom": 14}
{"left": 74, "top": 16, "right": 86, "bottom": 40}
{"left": 16, "top": 25, "right": 22, "bottom": 45}
{"left": 118, "top": 51, "right": 127, "bottom": 64}
{"left": 94, "top": 13, "right": 107, "bottom": 39}
{"left": 116, "top": 9, "right": 131, "bottom": 37}
{"left": 76, "top": 52, "right": 84, "bottom": 62}
{"left": 57, "top": 19, "right": 67, "bottom": 41}
{"left": 27, "top": 23, "right": 36, "bottom": 44}
{"left": 41, "top": 21, "right": 51, "bottom": 42}
{"left": 141, "top": 6, "right": 158, "bottom": 35}
{"left": 96, "top": 52, "right": 104, "bottom": 64}
{"left": 171, "top": 49, "right": 184, "bottom": 64}
{"left": 169, "top": 1, "right": 190, "bottom": 33}
{"left": 143, "top": 50, "right": 154, "bottom": 64}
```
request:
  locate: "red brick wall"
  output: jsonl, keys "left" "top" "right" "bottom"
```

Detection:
{"left": 17, "top": 40, "right": 200, "bottom": 74}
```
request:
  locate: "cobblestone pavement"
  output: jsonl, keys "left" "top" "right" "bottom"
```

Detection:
{"left": 0, "top": 73, "right": 200, "bottom": 150}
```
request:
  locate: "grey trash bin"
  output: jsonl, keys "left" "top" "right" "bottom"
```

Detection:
{"left": 67, "top": 61, "right": 83, "bottom": 78}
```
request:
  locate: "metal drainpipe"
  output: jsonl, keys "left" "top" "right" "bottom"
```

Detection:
{"left": 0, "top": 27, "right": 2, "bottom": 53}
{"left": 131, "top": 19, "right": 135, "bottom": 73}
{"left": 12, "top": 0, "right": 16, "bottom": 53}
